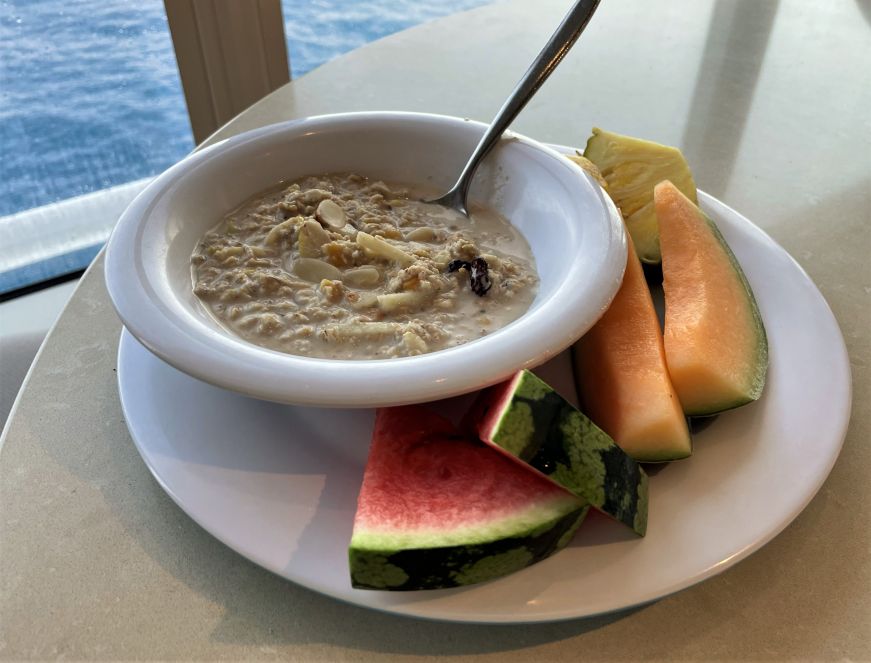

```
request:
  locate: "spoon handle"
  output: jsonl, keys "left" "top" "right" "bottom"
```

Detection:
{"left": 445, "top": 0, "right": 601, "bottom": 213}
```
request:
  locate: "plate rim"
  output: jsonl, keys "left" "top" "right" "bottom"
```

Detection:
{"left": 116, "top": 164, "right": 852, "bottom": 624}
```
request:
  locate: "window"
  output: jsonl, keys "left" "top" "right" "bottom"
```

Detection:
{"left": 0, "top": 0, "right": 492, "bottom": 296}
{"left": 0, "top": 0, "right": 191, "bottom": 294}
{"left": 282, "top": 0, "right": 492, "bottom": 77}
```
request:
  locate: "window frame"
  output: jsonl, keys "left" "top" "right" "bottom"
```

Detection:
{"left": 164, "top": 0, "right": 290, "bottom": 144}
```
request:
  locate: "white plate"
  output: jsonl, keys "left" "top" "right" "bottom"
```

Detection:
{"left": 117, "top": 191, "right": 851, "bottom": 623}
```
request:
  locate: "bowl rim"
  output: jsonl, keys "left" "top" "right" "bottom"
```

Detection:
{"left": 104, "top": 111, "right": 626, "bottom": 407}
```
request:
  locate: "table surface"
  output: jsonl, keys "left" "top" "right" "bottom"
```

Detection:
{"left": 2, "top": 0, "right": 869, "bottom": 659}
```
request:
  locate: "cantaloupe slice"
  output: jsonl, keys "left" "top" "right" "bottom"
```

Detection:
{"left": 655, "top": 181, "right": 768, "bottom": 416}
{"left": 572, "top": 235, "right": 692, "bottom": 462}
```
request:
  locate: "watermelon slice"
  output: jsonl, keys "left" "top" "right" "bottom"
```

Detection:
{"left": 349, "top": 406, "right": 588, "bottom": 591}
{"left": 467, "top": 370, "right": 649, "bottom": 536}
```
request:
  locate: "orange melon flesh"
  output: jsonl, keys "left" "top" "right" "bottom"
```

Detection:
{"left": 573, "top": 235, "right": 692, "bottom": 462}
{"left": 655, "top": 181, "right": 768, "bottom": 416}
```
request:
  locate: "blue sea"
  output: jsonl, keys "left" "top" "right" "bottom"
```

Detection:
{"left": 0, "top": 0, "right": 489, "bottom": 218}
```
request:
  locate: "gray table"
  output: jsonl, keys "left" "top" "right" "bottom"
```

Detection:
{"left": 2, "top": 1, "right": 869, "bottom": 659}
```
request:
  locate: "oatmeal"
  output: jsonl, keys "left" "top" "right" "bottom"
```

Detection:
{"left": 191, "top": 173, "right": 538, "bottom": 359}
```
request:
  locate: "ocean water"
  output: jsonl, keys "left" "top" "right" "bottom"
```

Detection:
{"left": 0, "top": 0, "right": 490, "bottom": 218}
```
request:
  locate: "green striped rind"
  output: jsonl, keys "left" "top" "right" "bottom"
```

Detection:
{"left": 349, "top": 505, "right": 588, "bottom": 590}
{"left": 684, "top": 212, "right": 768, "bottom": 417}
{"left": 351, "top": 493, "right": 584, "bottom": 550}
{"left": 489, "top": 371, "right": 649, "bottom": 536}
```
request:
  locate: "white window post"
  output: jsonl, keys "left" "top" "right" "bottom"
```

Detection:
{"left": 164, "top": 0, "right": 291, "bottom": 144}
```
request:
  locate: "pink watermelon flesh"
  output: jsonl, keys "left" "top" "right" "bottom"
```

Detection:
{"left": 467, "top": 371, "right": 526, "bottom": 440}
{"left": 349, "top": 405, "right": 588, "bottom": 590}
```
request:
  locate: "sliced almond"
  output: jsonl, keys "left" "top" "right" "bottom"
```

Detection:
{"left": 356, "top": 231, "right": 415, "bottom": 266}
{"left": 264, "top": 216, "right": 302, "bottom": 246}
{"left": 300, "top": 188, "right": 331, "bottom": 204}
{"left": 377, "top": 291, "right": 429, "bottom": 313}
{"left": 298, "top": 219, "right": 331, "bottom": 257}
{"left": 405, "top": 227, "right": 437, "bottom": 242}
{"left": 402, "top": 331, "right": 428, "bottom": 354}
{"left": 292, "top": 258, "right": 342, "bottom": 283}
{"left": 322, "top": 322, "right": 399, "bottom": 342}
{"left": 343, "top": 266, "right": 381, "bottom": 289}
{"left": 316, "top": 199, "right": 347, "bottom": 229}
{"left": 349, "top": 292, "right": 379, "bottom": 310}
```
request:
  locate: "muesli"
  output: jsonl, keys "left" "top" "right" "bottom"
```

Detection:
{"left": 192, "top": 173, "right": 538, "bottom": 359}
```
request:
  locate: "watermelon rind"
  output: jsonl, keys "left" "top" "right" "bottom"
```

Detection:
{"left": 350, "top": 506, "right": 588, "bottom": 591}
{"left": 349, "top": 406, "right": 590, "bottom": 591}
{"left": 351, "top": 498, "right": 585, "bottom": 550}
{"left": 474, "top": 370, "right": 649, "bottom": 536}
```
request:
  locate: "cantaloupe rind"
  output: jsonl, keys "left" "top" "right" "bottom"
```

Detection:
{"left": 655, "top": 181, "right": 768, "bottom": 417}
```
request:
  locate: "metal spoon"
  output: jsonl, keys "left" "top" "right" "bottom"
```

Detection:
{"left": 428, "top": 0, "right": 601, "bottom": 216}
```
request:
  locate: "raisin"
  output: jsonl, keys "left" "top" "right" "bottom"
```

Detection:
{"left": 448, "top": 259, "right": 470, "bottom": 273}
{"left": 469, "top": 257, "right": 492, "bottom": 296}
{"left": 446, "top": 257, "right": 491, "bottom": 297}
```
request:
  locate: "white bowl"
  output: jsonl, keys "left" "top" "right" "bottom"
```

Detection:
{"left": 105, "top": 112, "right": 625, "bottom": 407}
